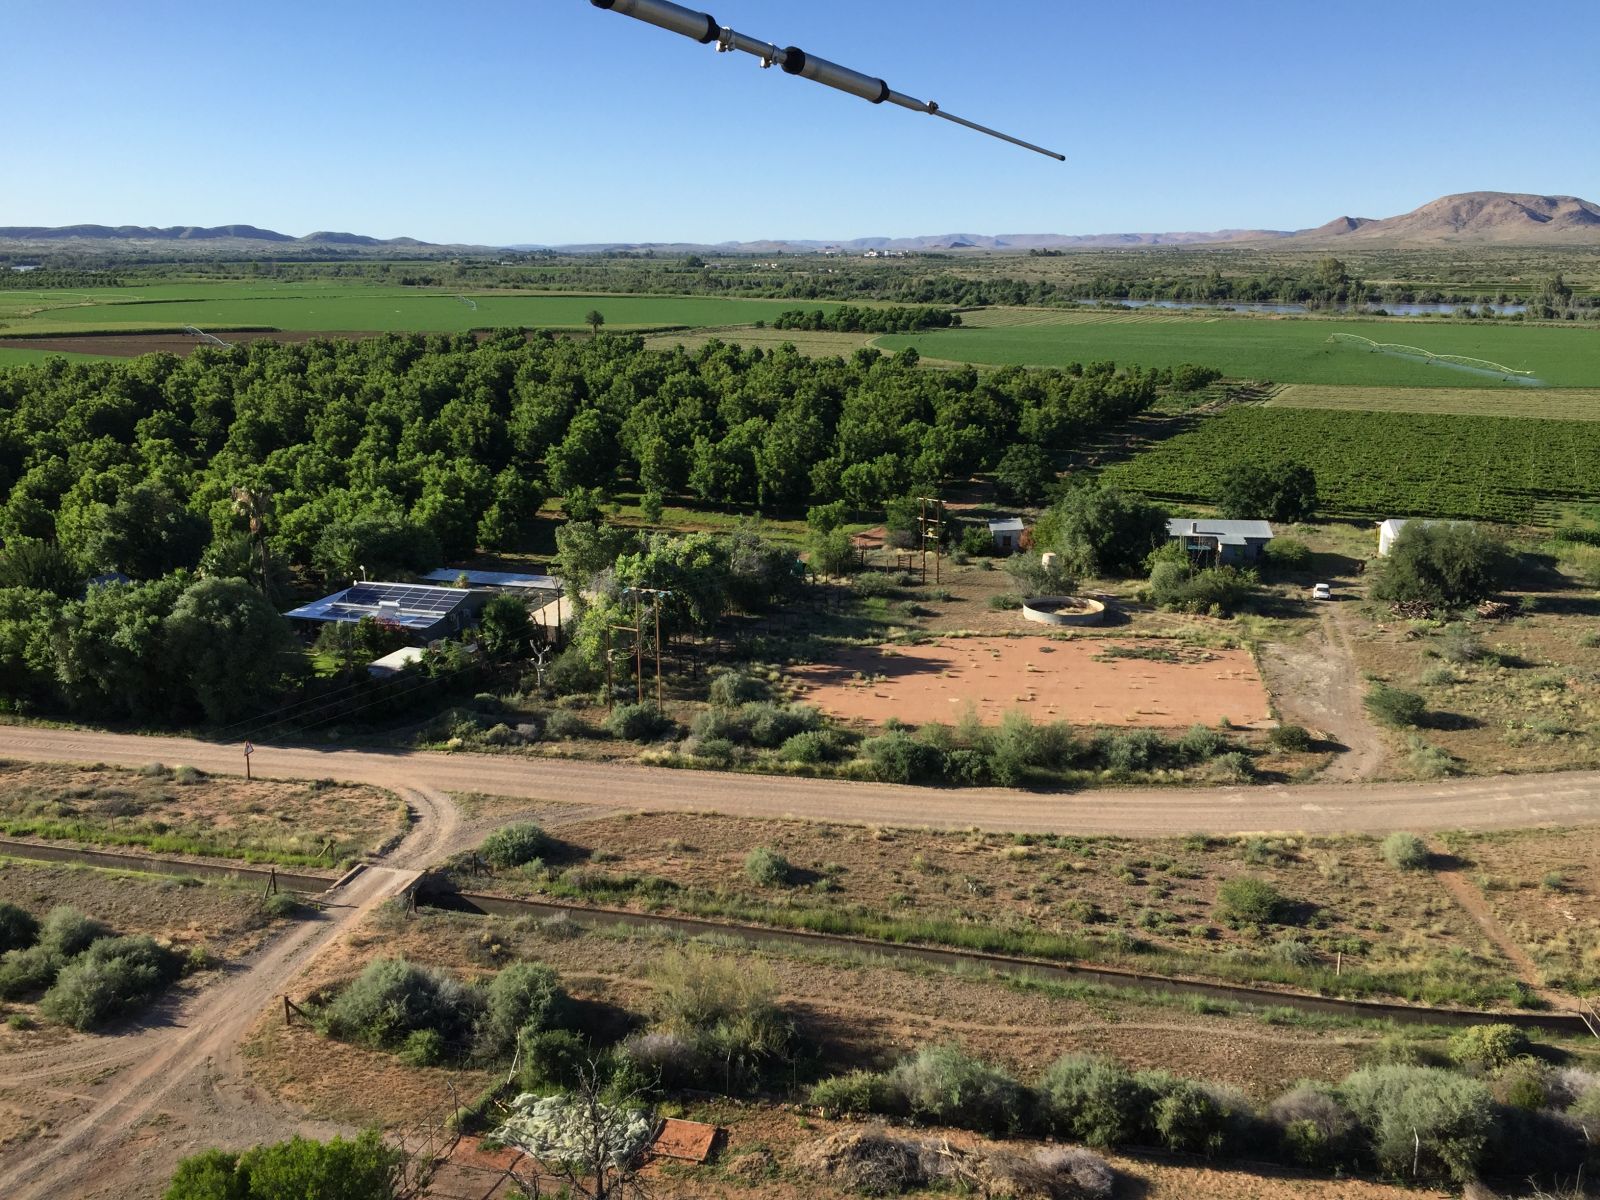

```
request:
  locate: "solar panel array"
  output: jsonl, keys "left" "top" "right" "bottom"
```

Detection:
{"left": 285, "top": 582, "right": 472, "bottom": 631}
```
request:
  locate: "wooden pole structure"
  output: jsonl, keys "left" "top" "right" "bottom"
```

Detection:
{"left": 654, "top": 593, "right": 664, "bottom": 710}
{"left": 634, "top": 592, "right": 644, "bottom": 705}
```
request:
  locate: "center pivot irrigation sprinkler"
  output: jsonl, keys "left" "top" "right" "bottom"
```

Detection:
{"left": 590, "top": 0, "right": 1065, "bottom": 161}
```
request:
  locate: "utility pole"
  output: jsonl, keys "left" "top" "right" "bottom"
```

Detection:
{"left": 917, "top": 496, "right": 945, "bottom": 585}
{"left": 607, "top": 596, "right": 644, "bottom": 708}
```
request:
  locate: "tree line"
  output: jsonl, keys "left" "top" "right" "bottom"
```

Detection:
{"left": 770, "top": 305, "right": 961, "bottom": 333}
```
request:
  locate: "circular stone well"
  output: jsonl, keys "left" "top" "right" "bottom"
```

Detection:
{"left": 1022, "top": 596, "right": 1107, "bottom": 627}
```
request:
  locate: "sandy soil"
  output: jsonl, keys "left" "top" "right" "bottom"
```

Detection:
{"left": 1257, "top": 607, "right": 1389, "bottom": 781}
{"left": 791, "top": 637, "right": 1273, "bottom": 728}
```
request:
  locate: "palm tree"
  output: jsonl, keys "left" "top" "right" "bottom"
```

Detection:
{"left": 585, "top": 309, "right": 605, "bottom": 338}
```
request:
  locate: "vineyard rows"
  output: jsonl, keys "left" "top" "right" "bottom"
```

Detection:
{"left": 1102, "top": 407, "right": 1600, "bottom": 524}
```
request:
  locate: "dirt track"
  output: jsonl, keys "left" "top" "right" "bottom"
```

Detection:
{"left": 1, "top": 725, "right": 1597, "bottom": 837}
{"left": 0, "top": 784, "right": 449, "bottom": 1200}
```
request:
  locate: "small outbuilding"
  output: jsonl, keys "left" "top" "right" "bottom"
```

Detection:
{"left": 1377, "top": 519, "right": 1408, "bottom": 557}
{"left": 1166, "top": 518, "right": 1274, "bottom": 565}
{"left": 368, "top": 645, "right": 427, "bottom": 678}
{"left": 987, "top": 518, "right": 1027, "bottom": 552}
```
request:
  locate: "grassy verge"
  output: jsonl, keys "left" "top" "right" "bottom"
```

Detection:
{"left": 0, "top": 817, "right": 348, "bottom": 869}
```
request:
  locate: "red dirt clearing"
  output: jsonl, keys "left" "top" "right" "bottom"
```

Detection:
{"left": 792, "top": 637, "right": 1272, "bottom": 728}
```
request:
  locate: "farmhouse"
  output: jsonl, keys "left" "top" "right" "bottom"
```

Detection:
{"left": 987, "top": 517, "right": 1027, "bottom": 552}
{"left": 1166, "top": 518, "right": 1274, "bottom": 565}
{"left": 285, "top": 581, "right": 491, "bottom": 643}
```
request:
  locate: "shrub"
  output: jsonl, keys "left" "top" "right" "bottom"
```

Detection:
{"left": 518, "top": 1028, "right": 590, "bottom": 1092}
{"left": 744, "top": 847, "right": 792, "bottom": 888}
{"left": 1263, "top": 537, "right": 1313, "bottom": 572}
{"left": 986, "top": 712, "right": 1076, "bottom": 785}
{"left": 809, "top": 1069, "right": 903, "bottom": 1118}
{"left": 1037, "top": 1054, "right": 1148, "bottom": 1148}
{"left": 608, "top": 703, "right": 674, "bottom": 742}
{"left": 1216, "top": 877, "right": 1286, "bottom": 926}
{"left": 229, "top": 1131, "right": 402, "bottom": 1200}
{"left": 852, "top": 571, "right": 901, "bottom": 598}
{"left": 0, "top": 945, "right": 65, "bottom": 999}
{"left": 778, "top": 730, "right": 840, "bottom": 764}
{"left": 1269, "top": 723, "right": 1313, "bottom": 752}
{"left": 1338, "top": 1064, "right": 1493, "bottom": 1183}
{"left": 0, "top": 902, "right": 39, "bottom": 954}
{"left": 1364, "top": 683, "right": 1426, "bottom": 727}
{"left": 621, "top": 1030, "right": 707, "bottom": 1092}
{"left": 1448, "top": 1024, "right": 1529, "bottom": 1071}
{"left": 319, "top": 958, "right": 483, "bottom": 1050}
{"left": 1141, "top": 1074, "right": 1231, "bottom": 1156}
{"left": 400, "top": 1028, "right": 445, "bottom": 1067}
{"left": 545, "top": 646, "right": 602, "bottom": 696}
{"left": 477, "top": 961, "right": 569, "bottom": 1059}
{"left": 887, "top": 1044, "right": 1026, "bottom": 1136}
{"left": 1178, "top": 724, "right": 1228, "bottom": 760}
{"left": 542, "top": 709, "right": 591, "bottom": 739}
{"left": 1207, "top": 750, "right": 1254, "bottom": 783}
{"left": 649, "top": 951, "right": 793, "bottom": 1089}
{"left": 861, "top": 731, "right": 945, "bottom": 784}
{"left": 39, "top": 906, "right": 108, "bottom": 958}
{"left": 1381, "top": 832, "right": 1430, "bottom": 871}
{"left": 742, "top": 701, "right": 821, "bottom": 748}
{"left": 709, "top": 670, "right": 768, "bottom": 708}
{"left": 1268, "top": 1083, "right": 1356, "bottom": 1168}
{"left": 39, "top": 935, "right": 182, "bottom": 1030}
{"left": 1094, "top": 729, "right": 1170, "bottom": 774}
{"left": 691, "top": 707, "right": 749, "bottom": 744}
{"left": 482, "top": 822, "right": 548, "bottom": 870}
{"left": 173, "top": 765, "right": 204, "bottom": 785}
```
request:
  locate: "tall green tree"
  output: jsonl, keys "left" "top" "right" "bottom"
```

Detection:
{"left": 164, "top": 577, "right": 297, "bottom": 722}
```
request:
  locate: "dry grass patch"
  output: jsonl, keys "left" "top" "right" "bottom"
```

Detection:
{"left": 448, "top": 812, "right": 1524, "bottom": 1006}
{"left": 0, "top": 760, "right": 407, "bottom": 867}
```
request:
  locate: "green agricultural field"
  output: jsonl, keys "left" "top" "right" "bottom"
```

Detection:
{"left": 1101, "top": 407, "right": 1600, "bottom": 524}
{"left": 1269, "top": 384, "right": 1600, "bottom": 421}
{"left": 0, "top": 282, "right": 841, "bottom": 336}
{"left": 877, "top": 310, "right": 1600, "bottom": 388}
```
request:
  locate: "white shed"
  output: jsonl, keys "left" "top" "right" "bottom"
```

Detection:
{"left": 1377, "top": 519, "right": 1408, "bottom": 557}
{"left": 368, "top": 645, "right": 426, "bottom": 678}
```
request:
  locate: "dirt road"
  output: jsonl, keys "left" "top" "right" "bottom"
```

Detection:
{"left": 0, "top": 853, "right": 427, "bottom": 1199}
{"left": 1, "top": 725, "right": 1597, "bottom": 837}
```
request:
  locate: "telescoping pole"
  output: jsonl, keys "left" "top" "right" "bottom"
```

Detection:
{"left": 589, "top": 0, "right": 1064, "bottom": 161}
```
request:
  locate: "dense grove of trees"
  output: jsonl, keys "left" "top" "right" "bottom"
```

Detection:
{"left": 0, "top": 332, "right": 1160, "bottom": 569}
{"left": 771, "top": 305, "right": 961, "bottom": 333}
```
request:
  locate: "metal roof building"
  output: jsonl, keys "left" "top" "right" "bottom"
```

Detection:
{"left": 1167, "top": 518, "right": 1275, "bottom": 564}
{"left": 420, "top": 569, "right": 562, "bottom": 593}
{"left": 285, "top": 582, "right": 489, "bottom": 642}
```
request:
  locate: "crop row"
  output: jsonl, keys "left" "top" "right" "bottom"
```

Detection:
{"left": 1102, "top": 407, "right": 1600, "bottom": 525}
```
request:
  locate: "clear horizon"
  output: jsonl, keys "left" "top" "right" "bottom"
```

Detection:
{"left": 8, "top": 0, "right": 1597, "bottom": 246}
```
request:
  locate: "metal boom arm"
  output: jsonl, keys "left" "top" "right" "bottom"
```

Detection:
{"left": 589, "top": 0, "right": 1065, "bottom": 161}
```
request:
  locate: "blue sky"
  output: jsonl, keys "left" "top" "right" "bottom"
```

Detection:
{"left": 9, "top": 0, "right": 1597, "bottom": 246}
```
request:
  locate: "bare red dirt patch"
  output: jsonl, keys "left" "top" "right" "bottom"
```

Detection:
{"left": 792, "top": 637, "right": 1272, "bottom": 728}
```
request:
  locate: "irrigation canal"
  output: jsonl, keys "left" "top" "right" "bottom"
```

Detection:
{"left": 1, "top": 836, "right": 1587, "bottom": 1038}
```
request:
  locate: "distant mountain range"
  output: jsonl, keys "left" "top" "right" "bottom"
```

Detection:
{"left": 5, "top": 193, "right": 1598, "bottom": 258}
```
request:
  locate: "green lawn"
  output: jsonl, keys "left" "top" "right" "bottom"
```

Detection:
{"left": 0, "top": 282, "right": 842, "bottom": 336}
{"left": 877, "top": 313, "right": 1599, "bottom": 388}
